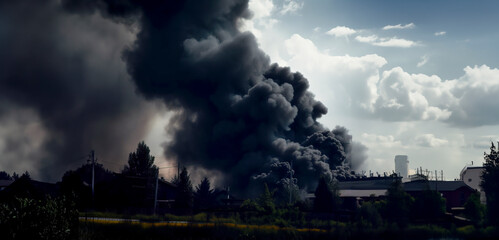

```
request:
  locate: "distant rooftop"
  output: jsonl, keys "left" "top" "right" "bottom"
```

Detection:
{"left": 0, "top": 179, "right": 14, "bottom": 188}
{"left": 338, "top": 177, "right": 398, "bottom": 190}
{"left": 404, "top": 180, "right": 471, "bottom": 192}
{"left": 336, "top": 178, "right": 471, "bottom": 193}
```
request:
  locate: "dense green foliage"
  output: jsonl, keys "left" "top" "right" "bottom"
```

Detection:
{"left": 60, "top": 170, "right": 91, "bottom": 209}
{"left": 481, "top": 142, "right": 499, "bottom": 226}
{"left": 411, "top": 188, "right": 446, "bottom": 222}
{"left": 240, "top": 184, "right": 305, "bottom": 227}
{"left": 357, "top": 200, "right": 384, "bottom": 228}
{"left": 78, "top": 219, "right": 499, "bottom": 240}
{"left": 385, "top": 178, "right": 414, "bottom": 227}
{"left": 3, "top": 140, "right": 498, "bottom": 238}
{"left": 0, "top": 197, "right": 78, "bottom": 240}
{"left": 464, "top": 192, "right": 485, "bottom": 225}
{"left": 313, "top": 177, "right": 340, "bottom": 213}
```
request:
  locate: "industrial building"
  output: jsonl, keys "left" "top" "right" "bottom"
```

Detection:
{"left": 394, "top": 155, "right": 409, "bottom": 179}
{"left": 460, "top": 165, "right": 485, "bottom": 203}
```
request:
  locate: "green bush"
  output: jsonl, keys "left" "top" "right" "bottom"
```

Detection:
{"left": 0, "top": 197, "right": 78, "bottom": 240}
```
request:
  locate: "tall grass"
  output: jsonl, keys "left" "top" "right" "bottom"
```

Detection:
{"left": 80, "top": 219, "right": 499, "bottom": 240}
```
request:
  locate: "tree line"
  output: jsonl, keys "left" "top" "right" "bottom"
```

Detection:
{"left": 3, "top": 140, "right": 499, "bottom": 240}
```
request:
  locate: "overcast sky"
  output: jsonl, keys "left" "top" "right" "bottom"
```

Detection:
{"left": 223, "top": 0, "right": 499, "bottom": 179}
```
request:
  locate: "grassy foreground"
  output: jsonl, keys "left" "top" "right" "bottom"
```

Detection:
{"left": 78, "top": 217, "right": 499, "bottom": 240}
{"left": 80, "top": 221, "right": 325, "bottom": 240}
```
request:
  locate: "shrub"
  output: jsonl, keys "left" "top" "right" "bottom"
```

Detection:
{"left": 0, "top": 196, "right": 78, "bottom": 240}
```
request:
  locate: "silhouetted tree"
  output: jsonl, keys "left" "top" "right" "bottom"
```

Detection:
{"left": 257, "top": 183, "right": 276, "bottom": 215}
{"left": 60, "top": 170, "right": 91, "bottom": 210}
{"left": 0, "top": 171, "right": 12, "bottom": 180}
{"left": 1, "top": 172, "right": 41, "bottom": 201}
{"left": 174, "top": 167, "right": 193, "bottom": 214}
{"left": 386, "top": 178, "right": 413, "bottom": 227}
{"left": 313, "top": 177, "right": 340, "bottom": 213}
{"left": 122, "top": 141, "right": 158, "bottom": 177}
{"left": 121, "top": 142, "right": 158, "bottom": 213}
{"left": 411, "top": 188, "right": 446, "bottom": 222}
{"left": 239, "top": 183, "right": 277, "bottom": 222}
{"left": 358, "top": 200, "right": 383, "bottom": 228}
{"left": 464, "top": 192, "right": 485, "bottom": 226}
{"left": 481, "top": 142, "right": 499, "bottom": 226}
{"left": 194, "top": 177, "right": 214, "bottom": 210}
{"left": 60, "top": 163, "right": 117, "bottom": 211}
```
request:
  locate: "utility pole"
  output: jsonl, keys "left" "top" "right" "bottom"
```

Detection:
{"left": 154, "top": 170, "right": 159, "bottom": 215}
{"left": 90, "top": 150, "right": 95, "bottom": 208}
{"left": 177, "top": 160, "right": 180, "bottom": 178}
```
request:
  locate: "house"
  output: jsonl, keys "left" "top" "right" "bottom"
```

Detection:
{"left": 336, "top": 177, "right": 398, "bottom": 209}
{"left": 307, "top": 176, "right": 475, "bottom": 211}
{"left": 338, "top": 177, "right": 396, "bottom": 198}
{"left": 0, "top": 179, "right": 14, "bottom": 191}
{"left": 213, "top": 188, "right": 244, "bottom": 207}
{"left": 0, "top": 177, "right": 59, "bottom": 200}
{"left": 305, "top": 177, "right": 398, "bottom": 209}
{"left": 155, "top": 179, "right": 178, "bottom": 213}
{"left": 460, "top": 165, "right": 485, "bottom": 203}
{"left": 404, "top": 180, "right": 475, "bottom": 210}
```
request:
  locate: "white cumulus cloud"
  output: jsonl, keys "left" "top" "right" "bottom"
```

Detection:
{"left": 372, "top": 67, "right": 453, "bottom": 121}
{"left": 373, "top": 37, "right": 419, "bottom": 48}
{"left": 355, "top": 35, "right": 378, "bottom": 43}
{"left": 435, "top": 31, "right": 446, "bottom": 36}
{"left": 417, "top": 55, "right": 429, "bottom": 67}
{"left": 355, "top": 35, "right": 419, "bottom": 48}
{"left": 248, "top": 0, "right": 274, "bottom": 19}
{"left": 280, "top": 0, "right": 303, "bottom": 15}
{"left": 262, "top": 33, "right": 499, "bottom": 128}
{"left": 283, "top": 34, "right": 386, "bottom": 113}
{"left": 446, "top": 65, "right": 499, "bottom": 126}
{"left": 382, "top": 23, "right": 415, "bottom": 30}
{"left": 326, "top": 26, "right": 357, "bottom": 38}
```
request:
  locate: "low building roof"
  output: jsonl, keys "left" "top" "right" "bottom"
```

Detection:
{"left": 0, "top": 179, "right": 14, "bottom": 187}
{"left": 404, "top": 180, "right": 471, "bottom": 192}
{"left": 339, "top": 189, "right": 387, "bottom": 197}
{"left": 338, "top": 178, "right": 396, "bottom": 190}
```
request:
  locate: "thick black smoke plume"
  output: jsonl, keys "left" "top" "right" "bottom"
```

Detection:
{"left": 0, "top": 1, "right": 157, "bottom": 181}
{"left": 1, "top": 0, "right": 368, "bottom": 193}
{"left": 60, "top": 0, "right": 367, "bottom": 195}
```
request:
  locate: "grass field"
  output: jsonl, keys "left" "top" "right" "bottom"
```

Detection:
{"left": 79, "top": 217, "right": 484, "bottom": 240}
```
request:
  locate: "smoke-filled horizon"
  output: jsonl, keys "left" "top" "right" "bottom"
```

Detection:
{"left": 0, "top": 0, "right": 367, "bottom": 194}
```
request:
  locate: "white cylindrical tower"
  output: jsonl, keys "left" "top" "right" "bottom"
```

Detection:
{"left": 394, "top": 155, "right": 409, "bottom": 178}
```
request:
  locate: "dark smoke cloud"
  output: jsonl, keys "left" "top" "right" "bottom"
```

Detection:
{"left": 0, "top": 0, "right": 157, "bottom": 181}
{"left": 0, "top": 0, "right": 369, "bottom": 194}
{"left": 60, "top": 0, "right": 368, "bottom": 196}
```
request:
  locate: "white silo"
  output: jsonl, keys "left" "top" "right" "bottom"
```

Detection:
{"left": 394, "top": 155, "right": 409, "bottom": 178}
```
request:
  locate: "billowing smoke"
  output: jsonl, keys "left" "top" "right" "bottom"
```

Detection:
{"left": 60, "top": 0, "right": 367, "bottom": 195}
{"left": 1, "top": 0, "right": 368, "bottom": 194}
{"left": 0, "top": 1, "right": 157, "bottom": 181}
